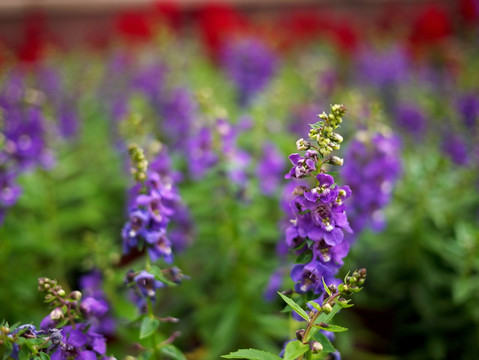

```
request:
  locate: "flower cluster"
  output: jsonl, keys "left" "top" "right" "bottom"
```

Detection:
{"left": 284, "top": 104, "right": 352, "bottom": 295}
{"left": 79, "top": 271, "right": 116, "bottom": 337}
{"left": 33, "top": 277, "right": 110, "bottom": 360}
{"left": 121, "top": 145, "right": 190, "bottom": 312}
{"left": 342, "top": 131, "right": 402, "bottom": 234}
{"left": 122, "top": 146, "right": 179, "bottom": 263}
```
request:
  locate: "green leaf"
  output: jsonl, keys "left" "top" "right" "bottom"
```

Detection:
{"left": 310, "top": 331, "right": 336, "bottom": 354}
{"left": 39, "top": 353, "right": 51, "bottom": 360}
{"left": 160, "top": 344, "right": 187, "bottom": 360}
{"left": 295, "top": 251, "right": 312, "bottom": 264}
{"left": 321, "top": 278, "right": 331, "bottom": 297}
{"left": 140, "top": 316, "right": 160, "bottom": 339}
{"left": 283, "top": 340, "right": 309, "bottom": 360}
{"left": 149, "top": 265, "right": 177, "bottom": 286}
{"left": 314, "top": 324, "right": 348, "bottom": 333}
{"left": 308, "top": 301, "right": 322, "bottom": 312}
{"left": 222, "top": 349, "right": 282, "bottom": 360}
{"left": 277, "top": 292, "right": 310, "bottom": 321}
{"left": 18, "top": 345, "right": 31, "bottom": 360}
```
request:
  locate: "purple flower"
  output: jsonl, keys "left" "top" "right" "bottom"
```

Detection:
{"left": 256, "top": 142, "right": 284, "bottom": 195}
{"left": 342, "top": 132, "right": 401, "bottom": 235}
{"left": 0, "top": 171, "right": 22, "bottom": 208}
{"left": 49, "top": 324, "right": 107, "bottom": 360}
{"left": 131, "top": 63, "right": 165, "bottom": 101}
{"left": 187, "top": 127, "right": 218, "bottom": 179}
{"left": 221, "top": 37, "right": 278, "bottom": 107}
{"left": 285, "top": 150, "right": 318, "bottom": 179}
{"left": 291, "top": 261, "right": 336, "bottom": 293}
{"left": 79, "top": 270, "right": 115, "bottom": 336}
{"left": 356, "top": 45, "right": 410, "bottom": 88}
{"left": 442, "top": 133, "right": 469, "bottom": 165}
{"left": 394, "top": 103, "right": 427, "bottom": 137}
{"left": 126, "top": 270, "right": 165, "bottom": 312}
{"left": 457, "top": 93, "right": 479, "bottom": 130}
{"left": 160, "top": 88, "right": 197, "bottom": 146}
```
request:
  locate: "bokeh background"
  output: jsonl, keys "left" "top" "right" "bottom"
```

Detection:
{"left": 1, "top": 1, "right": 479, "bottom": 360}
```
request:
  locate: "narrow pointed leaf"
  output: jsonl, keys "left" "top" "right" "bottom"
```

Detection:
{"left": 277, "top": 292, "right": 310, "bottom": 321}
{"left": 222, "top": 349, "right": 282, "bottom": 360}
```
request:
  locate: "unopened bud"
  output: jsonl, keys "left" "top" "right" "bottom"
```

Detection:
{"left": 309, "top": 341, "right": 323, "bottom": 353}
{"left": 323, "top": 304, "right": 333, "bottom": 314}
{"left": 57, "top": 289, "right": 66, "bottom": 297}
{"left": 70, "top": 291, "right": 82, "bottom": 301}
{"left": 330, "top": 133, "right": 343, "bottom": 143}
{"left": 50, "top": 308, "right": 63, "bottom": 321}
{"left": 296, "top": 329, "right": 306, "bottom": 341}
{"left": 328, "top": 156, "right": 343, "bottom": 167}
{"left": 296, "top": 138, "right": 311, "bottom": 151}
{"left": 318, "top": 112, "right": 328, "bottom": 120}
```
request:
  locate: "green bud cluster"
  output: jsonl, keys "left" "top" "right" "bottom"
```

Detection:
{"left": 128, "top": 143, "right": 149, "bottom": 182}
{"left": 308, "top": 104, "right": 346, "bottom": 159}
{"left": 338, "top": 268, "right": 367, "bottom": 295}
{"left": 38, "top": 277, "right": 83, "bottom": 320}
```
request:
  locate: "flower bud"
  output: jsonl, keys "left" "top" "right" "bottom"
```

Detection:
{"left": 328, "top": 156, "right": 343, "bottom": 166}
{"left": 70, "top": 291, "right": 82, "bottom": 301}
{"left": 50, "top": 308, "right": 63, "bottom": 321}
{"left": 296, "top": 329, "right": 306, "bottom": 341}
{"left": 296, "top": 138, "right": 311, "bottom": 151}
{"left": 318, "top": 112, "right": 328, "bottom": 120}
{"left": 309, "top": 341, "right": 323, "bottom": 353}
{"left": 330, "top": 133, "right": 343, "bottom": 143}
{"left": 323, "top": 304, "right": 333, "bottom": 314}
{"left": 57, "top": 289, "right": 66, "bottom": 297}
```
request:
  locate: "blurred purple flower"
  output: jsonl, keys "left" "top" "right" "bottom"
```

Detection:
{"left": 457, "top": 93, "right": 479, "bottom": 130}
{"left": 221, "top": 37, "right": 278, "bottom": 107}
{"left": 256, "top": 142, "right": 284, "bottom": 195}
{"left": 394, "top": 103, "right": 427, "bottom": 137}
{"left": 342, "top": 132, "right": 402, "bottom": 234}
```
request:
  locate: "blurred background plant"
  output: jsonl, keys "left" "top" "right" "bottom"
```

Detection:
{"left": 1, "top": 1, "right": 479, "bottom": 359}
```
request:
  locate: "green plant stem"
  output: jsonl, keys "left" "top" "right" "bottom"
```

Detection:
{"left": 298, "top": 291, "right": 341, "bottom": 360}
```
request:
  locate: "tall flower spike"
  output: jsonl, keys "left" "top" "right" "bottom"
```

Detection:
{"left": 283, "top": 104, "right": 351, "bottom": 297}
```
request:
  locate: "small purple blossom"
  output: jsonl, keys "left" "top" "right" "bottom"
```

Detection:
{"left": 285, "top": 150, "right": 318, "bottom": 179}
